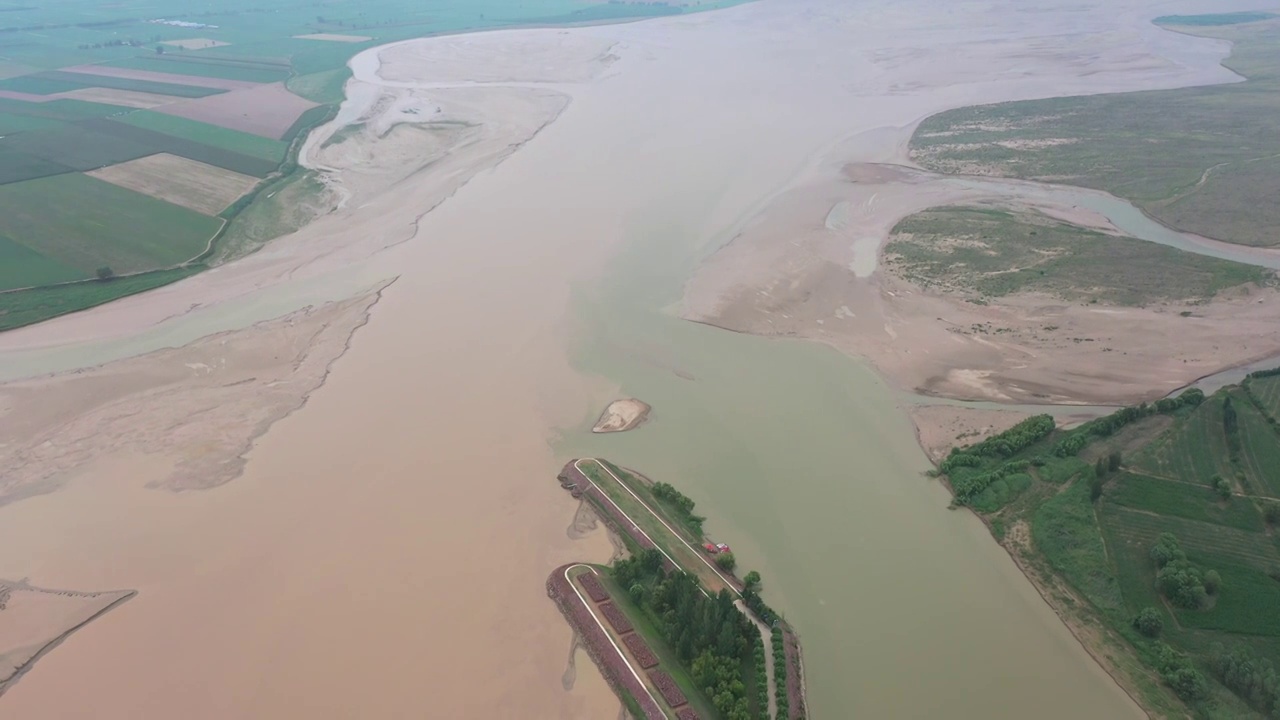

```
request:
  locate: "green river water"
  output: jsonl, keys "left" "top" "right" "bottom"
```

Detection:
{"left": 557, "top": 209, "right": 1144, "bottom": 718}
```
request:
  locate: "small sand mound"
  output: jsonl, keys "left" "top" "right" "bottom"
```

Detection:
{"left": 591, "top": 398, "right": 651, "bottom": 433}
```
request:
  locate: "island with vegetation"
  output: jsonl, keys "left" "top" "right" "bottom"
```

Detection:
{"left": 548, "top": 458, "right": 807, "bottom": 720}
{"left": 934, "top": 366, "right": 1280, "bottom": 719}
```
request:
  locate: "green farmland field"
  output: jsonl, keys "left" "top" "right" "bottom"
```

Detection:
{"left": 0, "top": 71, "right": 225, "bottom": 98}
{"left": 0, "top": 146, "right": 74, "bottom": 185}
{"left": 0, "top": 0, "right": 747, "bottom": 329}
{"left": 0, "top": 125, "right": 156, "bottom": 176}
{"left": 0, "top": 267, "right": 203, "bottom": 332}
{"left": 1106, "top": 472, "right": 1264, "bottom": 532}
{"left": 1131, "top": 395, "right": 1235, "bottom": 484}
{"left": 940, "top": 374, "right": 1280, "bottom": 718}
{"left": 110, "top": 111, "right": 289, "bottom": 164}
{"left": 103, "top": 57, "right": 291, "bottom": 84}
{"left": 0, "top": 235, "right": 83, "bottom": 291}
{"left": 0, "top": 174, "right": 222, "bottom": 275}
{"left": 0, "top": 97, "right": 126, "bottom": 121}
{"left": 1249, "top": 376, "right": 1280, "bottom": 419}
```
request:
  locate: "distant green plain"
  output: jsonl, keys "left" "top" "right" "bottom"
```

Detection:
{"left": 0, "top": 0, "right": 749, "bottom": 331}
{"left": 910, "top": 20, "right": 1280, "bottom": 247}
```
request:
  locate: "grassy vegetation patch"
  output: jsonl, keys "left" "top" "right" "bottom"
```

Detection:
{"left": 0, "top": 266, "right": 201, "bottom": 332}
{"left": 909, "top": 23, "right": 1280, "bottom": 247}
{"left": 0, "top": 174, "right": 222, "bottom": 274}
{"left": 1037, "top": 456, "right": 1090, "bottom": 484}
{"left": 1106, "top": 472, "right": 1264, "bottom": 532}
{"left": 969, "top": 472, "right": 1031, "bottom": 513}
{"left": 286, "top": 68, "right": 351, "bottom": 104}
{"left": 1032, "top": 477, "right": 1125, "bottom": 615}
{"left": 886, "top": 206, "right": 1270, "bottom": 305}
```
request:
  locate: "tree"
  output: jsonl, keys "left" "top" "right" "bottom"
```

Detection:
{"left": 1204, "top": 569, "right": 1222, "bottom": 596}
{"left": 95, "top": 266, "right": 115, "bottom": 281}
{"left": 714, "top": 551, "right": 736, "bottom": 573}
{"left": 743, "top": 571, "right": 761, "bottom": 593}
{"left": 155, "top": 44, "right": 165, "bottom": 55}
{"left": 1133, "top": 607, "right": 1164, "bottom": 638}
{"left": 1159, "top": 559, "right": 1209, "bottom": 609}
{"left": 1151, "top": 533, "right": 1185, "bottom": 568}
{"left": 1167, "top": 667, "right": 1210, "bottom": 701}
{"left": 1090, "top": 474, "right": 1104, "bottom": 502}
{"left": 1095, "top": 457, "right": 1107, "bottom": 478}
{"left": 1215, "top": 476, "right": 1233, "bottom": 500}
{"left": 1265, "top": 503, "right": 1280, "bottom": 527}
{"left": 629, "top": 582, "right": 646, "bottom": 605}
{"left": 1108, "top": 451, "right": 1122, "bottom": 472}
{"left": 1224, "top": 396, "right": 1238, "bottom": 435}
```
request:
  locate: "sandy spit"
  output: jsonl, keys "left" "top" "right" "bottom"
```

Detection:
{"left": 592, "top": 398, "right": 651, "bottom": 433}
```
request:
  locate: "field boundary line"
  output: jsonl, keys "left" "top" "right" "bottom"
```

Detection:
{"left": 564, "top": 564, "right": 670, "bottom": 719}
{"left": 578, "top": 458, "right": 741, "bottom": 597}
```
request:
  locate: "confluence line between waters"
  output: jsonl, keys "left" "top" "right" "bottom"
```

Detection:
{"left": 563, "top": 563, "right": 671, "bottom": 719}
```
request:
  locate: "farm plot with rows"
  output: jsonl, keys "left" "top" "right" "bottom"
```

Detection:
{"left": 88, "top": 154, "right": 260, "bottom": 215}
{"left": 1233, "top": 395, "right": 1280, "bottom": 498}
{"left": 1105, "top": 472, "right": 1264, "bottom": 532}
{"left": 1249, "top": 376, "right": 1280, "bottom": 420}
{"left": 1130, "top": 396, "right": 1234, "bottom": 484}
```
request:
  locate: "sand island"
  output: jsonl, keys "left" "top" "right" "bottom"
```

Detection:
{"left": 593, "top": 399, "right": 652, "bottom": 433}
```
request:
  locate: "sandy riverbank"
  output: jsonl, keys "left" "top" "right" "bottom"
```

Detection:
{"left": 683, "top": 160, "right": 1280, "bottom": 410}
{"left": 0, "top": 1, "right": 1260, "bottom": 717}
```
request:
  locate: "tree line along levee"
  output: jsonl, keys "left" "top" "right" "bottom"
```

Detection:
{"left": 549, "top": 459, "right": 808, "bottom": 720}
{"left": 935, "top": 365, "right": 1280, "bottom": 719}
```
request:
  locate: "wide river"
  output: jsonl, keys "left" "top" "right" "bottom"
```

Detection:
{"left": 0, "top": 0, "right": 1251, "bottom": 717}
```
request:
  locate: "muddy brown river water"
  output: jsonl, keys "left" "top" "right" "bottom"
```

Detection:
{"left": 0, "top": 0, "right": 1254, "bottom": 716}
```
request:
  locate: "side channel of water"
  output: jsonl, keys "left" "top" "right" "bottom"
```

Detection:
{"left": 556, "top": 208, "right": 1144, "bottom": 718}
